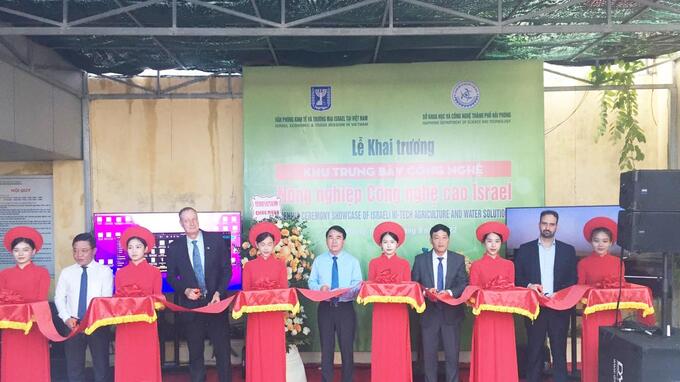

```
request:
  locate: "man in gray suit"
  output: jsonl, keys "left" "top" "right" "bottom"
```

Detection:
{"left": 412, "top": 223, "right": 469, "bottom": 382}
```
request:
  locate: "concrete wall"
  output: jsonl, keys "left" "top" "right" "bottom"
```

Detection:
{"left": 0, "top": 43, "right": 83, "bottom": 161}
{"left": 543, "top": 62, "right": 672, "bottom": 206}
{"left": 87, "top": 76, "right": 243, "bottom": 213}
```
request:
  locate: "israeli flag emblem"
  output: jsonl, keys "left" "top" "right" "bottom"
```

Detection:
{"left": 311, "top": 86, "right": 331, "bottom": 111}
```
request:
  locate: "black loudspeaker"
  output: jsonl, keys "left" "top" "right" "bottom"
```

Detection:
{"left": 599, "top": 326, "right": 680, "bottom": 382}
{"left": 619, "top": 170, "right": 680, "bottom": 211}
{"left": 617, "top": 210, "right": 680, "bottom": 252}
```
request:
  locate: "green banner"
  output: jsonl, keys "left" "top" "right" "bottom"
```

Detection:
{"left": 243, "top": 61, "right": 544, "bottom": 351}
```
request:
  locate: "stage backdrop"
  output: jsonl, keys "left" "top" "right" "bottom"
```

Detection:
{"left": 243, "top": 61, "right": 544, "bottom": 351}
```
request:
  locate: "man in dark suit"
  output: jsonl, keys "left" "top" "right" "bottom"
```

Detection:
{"left": 514, "top": 210, "right": 577, "bottom": 382}
{"left": 412, "top": 223, "right": 469, "bottom": 382}
{"left": 166, "top": 207, "right": 232, "bottom": 382}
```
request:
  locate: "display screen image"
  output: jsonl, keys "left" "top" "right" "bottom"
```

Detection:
{"left": 93, "top": 211, "right": 242, "bottom": 292}
{"left": 505, "top": 205, "right": 622, "bottom": 258}
{"left": 505, "top": 205, "right": 662, "bottom": 296}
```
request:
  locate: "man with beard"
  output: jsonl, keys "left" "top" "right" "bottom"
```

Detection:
{"left": 514, "top": 210, "right": 577, "bottom": 382}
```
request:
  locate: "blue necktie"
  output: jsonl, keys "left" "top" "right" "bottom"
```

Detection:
{"left": 77, "top": 266, "right": 88, "bottom": 319}
{"left": 437, "top": 257, "right": 444, "bottom": 291}
{"left": 331, "top": 256, "right": 339, "bottom": 303}
{"left": 192, "top": 240, "right": 207, "bottom": 296}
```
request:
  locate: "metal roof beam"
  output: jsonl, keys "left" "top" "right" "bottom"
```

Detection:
{"left": 502, "top": 0, "right": 587, "bottom": 26}
{"left": 172, "top": 0, "right": 177, "bottom": 28}
{"left": 89, "top": 92, "right": 241, "bottom": 100}
{"left": 112, "top": 0, "right": 187, "bottom": 70}
{"left": 51, "top": 43, "right": 480, "bottom": 51}
{"left": 62, "top": 0, "right": 68, "bottom": 25}
{"left": 0, "top": 36, "right": 28, "bottom": 65}
{"left": 400, "top": 0, "right": 498, "bottom": 26}
{"left": 96, "top": 73, "right": 155, "bottom": 93}
{"left": 477, "top": 0, "right": 527, "bottom": 60}
{"left": 68, "top": 0, "right": 163, "bottom": 27}
{"left": 632, "top": 57, "right": 676, "bottom": 73}
{"left": 281, "top": 0, "right": 285, "bottom": 24}
{"left": 188, "top": 0, "right": 281, "bottom": 28}
{"left": 250, "top": 0, "right": 279, "bottom": 65}
{"left": 285, "top": 0, "right": 383, "bottom": 27}
{"left": 475, "top": 37, "right": 495, "bottom": 60}
{"left": 0, "top": 7, "right": 62, "bottom": 27}
{"left": 568, "top": 1, "right": 655, "bottom": 61}
{"left": 160, "top": 75, "right": 217, "bottom": 94}
{"left": 372, "top": 0, "right": 390, "bottom": 63}
{"left": 545, "top": 83, "right": 672, "bottom": 92}
{"left": 633, "top": 0, "right": 680, "bottom": 15}
{"left": 543, "top": 67, "right": 593, "bottom": 85}
{"left": 1, "top": 23, "right": 680, "bottom": 36}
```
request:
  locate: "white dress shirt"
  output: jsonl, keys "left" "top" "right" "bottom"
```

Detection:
{"left": 538, "top": 239, "right": 556, "bottom": 295}
{"left": 55, "top": 259, "right": 114, "bottom": 322}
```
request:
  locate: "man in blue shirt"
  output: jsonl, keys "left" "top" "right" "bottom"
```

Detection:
{"left": 309, "top": 225, "right": 363, "bottom": 382}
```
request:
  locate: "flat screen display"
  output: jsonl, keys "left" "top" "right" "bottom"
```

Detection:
{"left": 92, "top": 211, "right": 242, "bottom": 292}
{"left": 505, "top": 205, "right": 622, "bottom": 258}
{"left": 505, "top": 205, "right": 662, "bottom": 296}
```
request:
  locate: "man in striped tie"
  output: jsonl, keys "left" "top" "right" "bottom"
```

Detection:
{"left": 309, "top": 225, "right": 363, "bottom": 382}
{"left": 166, "top": 207, "right": 232, "bottom": 382}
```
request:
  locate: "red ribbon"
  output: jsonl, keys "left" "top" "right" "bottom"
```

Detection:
{"left": 472, "top": 287, "right": 540, "bottom": 319}
{"left": 374, "top": 269, "right": 400, "bottom": 284}
{"left": 419, "top": 282, "right": 653, "bottom": 319}
{"left": 114, "top": 284, "right": 147, "bottom": 297}
{"left": 425, "top": 285, "right": 480, "bottom": 306}
{"left": 0, "top": 288, "right": 25, "bottom": 304}
{"left": 582, "top": 283, "right": 654, "bottom": 315}
{"left": 483, "top": 275, "right": 515, "bottom": 290}
{"left": 232, "top": 288, "right": 299, "bottom": 319}
{"left": 254, "top": 279, "right": 283, "bottom": 290}
{"left": 537, "top": 284, "right": 592, "bottom": 310}
{"left": 357, "top": 282, "right": 426, "bottom": 312}
{"left": 595, "top": 277, "right": 629, "bottom": 289}
{"left": 423, "top": 285, "right": 539, "bottom": 318}
{"left": 296, "top": 287, "right": 352, "bottom": 302}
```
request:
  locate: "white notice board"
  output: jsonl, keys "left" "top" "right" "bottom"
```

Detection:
{"left": 0, "top": 176, "right": 54, "bottom": 276}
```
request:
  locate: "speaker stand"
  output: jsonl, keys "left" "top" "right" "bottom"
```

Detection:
{"left": 661, "top": 252, "right": 674, "bottom": 337}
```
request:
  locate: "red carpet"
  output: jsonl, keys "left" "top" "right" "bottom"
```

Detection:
{"left": 161, "top": 365, "right": 559, "bottom": 381}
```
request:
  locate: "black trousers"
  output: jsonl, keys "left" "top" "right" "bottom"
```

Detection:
{"left": 183, "top": 311, "right": 232, "bottom": 382}
{"left": 525, "top": 307, "right": 571, "bottom": 382}
{"left": 421, "top": 313, "right": 462, "bottom": 382}
{"left": 318, "top": 301, "right": 356, "bottom": 382}
{"left": 64, "top": 328, "right": 110, "bottom": 382}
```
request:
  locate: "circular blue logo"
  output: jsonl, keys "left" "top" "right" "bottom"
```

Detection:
{"left": 451, "top": 81, "right": 480, "bottom": 109}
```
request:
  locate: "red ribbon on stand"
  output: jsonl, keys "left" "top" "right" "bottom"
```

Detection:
{"left": 231, "top": 288, "right": 299, "bottom": 320}
{"left": 423, "top": 277, "right": 540, "bottom": 320}
{"left": 471, "top": 277, "right": 541, "bottom": 320}
{"left": 581, "top": 283, "right": 654, "bottom": 317}
{"left": 534, "top": 283, "right": 654, "bottom": 318}
{"left": 356, "top": 282, "right": 426, "bottom": 313}
{"left": 0, "top": 286, "right": 422, "bottom": 343}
